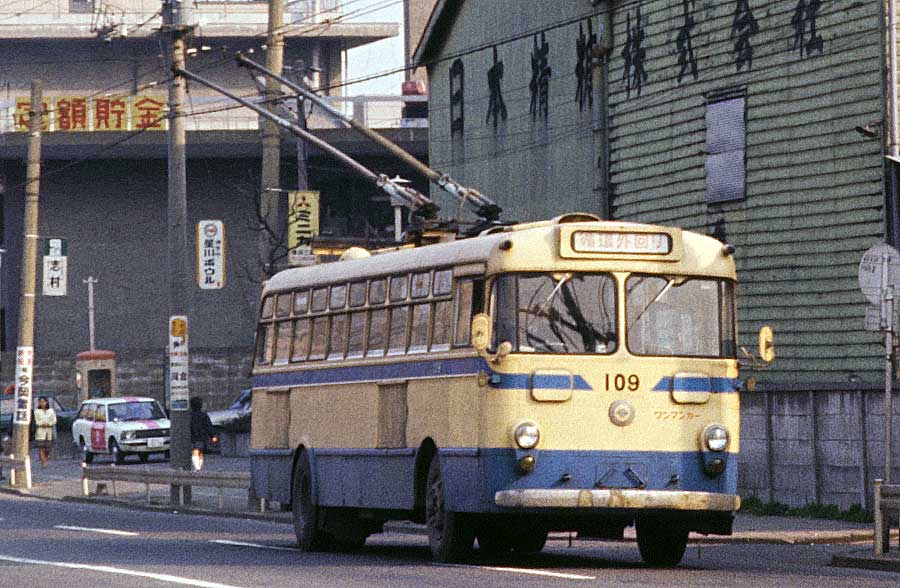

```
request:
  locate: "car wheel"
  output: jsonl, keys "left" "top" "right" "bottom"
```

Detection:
{"left": 292, "top": 450, "right": 332, "bottom": 551}
{"left": 138, "top": 453, "right": 149, "bottom": 463}
{"left": 110, "top": 439, "right": 125, "bottom": 465}
{"left": 80, "top": 438, "right": 94, "bottom": 465}
{"left": 163, "top": 450, "right": 171, "bottom": 460}
{"left": 425, "top": 457, "right": 474, "bottom": 562}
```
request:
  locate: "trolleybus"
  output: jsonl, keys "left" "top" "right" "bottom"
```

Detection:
{"left": 250, "top": 213, "right": 772, "bottom": 566}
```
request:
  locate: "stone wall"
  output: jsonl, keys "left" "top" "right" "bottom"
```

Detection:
{"left": 1, "top": 348, "right": 253, "bottom": 412}
{"left": 739, "top": 387, "right": 899, "bottom": 511}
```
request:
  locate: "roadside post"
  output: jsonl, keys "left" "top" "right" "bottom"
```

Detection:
{"left": 859, "top": 244, "right": 900, "bottom": 493}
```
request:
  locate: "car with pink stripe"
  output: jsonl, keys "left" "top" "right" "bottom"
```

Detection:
{"left": 72, "top": 396, "right": 170, "bottom": 464}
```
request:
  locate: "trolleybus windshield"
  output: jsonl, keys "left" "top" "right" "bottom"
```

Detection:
{"left": 492, "top": 272, "right": 617, "bottom": 354}
{"left": 626, "top": 275, "right": 736, "bottom": 358}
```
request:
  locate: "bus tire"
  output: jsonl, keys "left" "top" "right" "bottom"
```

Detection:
{"left": 636, "top": 517, "right": 688, "bottom": 567}
{"left": 425, "top": 457, "right": 474, "bottom": 562}
{"left": 510, "top": 528, "right": 547, "bottom": 554}
{"left": 292, "top": 451, "right": 331, "bottom": 551}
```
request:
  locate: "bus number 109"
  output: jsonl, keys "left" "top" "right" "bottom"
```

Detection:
{"left": 605, "top": 373, "right": 640, "bottom": 392}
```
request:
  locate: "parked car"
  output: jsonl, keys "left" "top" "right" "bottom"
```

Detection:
{"left": 71, "top": 396, "right": 170, "bottom": 464}
{"left": 207, "top": 389, "right": 251, "bottom": 453}
{"left": 0, "top": 392, "right": 77, "bottom": 439}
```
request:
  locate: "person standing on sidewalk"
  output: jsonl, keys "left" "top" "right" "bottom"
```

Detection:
{"left": 189, "top": 397, "right": 213, "bottom": 471}
{"left": 33, "top": 396, "right": 57, "bottom": 467}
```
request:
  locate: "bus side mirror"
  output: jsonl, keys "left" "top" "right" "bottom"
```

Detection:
{"left": 471, "top": 314, "right": 492, "bottom": 352}
{"left": 759, "top": 325, "right": 775, "bottom": 364}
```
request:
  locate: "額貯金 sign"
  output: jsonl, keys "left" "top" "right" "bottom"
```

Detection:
{"left": 13, "top": 95, "right": 168, "bottom": 132}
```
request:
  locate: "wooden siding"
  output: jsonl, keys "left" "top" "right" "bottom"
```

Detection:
{"left": 607, "top": 0, "right": 886, "bottom": 386}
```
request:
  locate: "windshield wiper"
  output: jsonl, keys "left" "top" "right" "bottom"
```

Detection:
{"left": 628, "top": 278, "right": 675, "bottom": 330}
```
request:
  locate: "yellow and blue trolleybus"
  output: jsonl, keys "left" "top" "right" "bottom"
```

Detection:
{"left": 250, "top": 213, "right": 772, "bottom": 566}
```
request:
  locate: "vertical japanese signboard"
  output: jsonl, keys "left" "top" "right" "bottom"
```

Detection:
{"left": 196, "top": 220, "right": 225, "bottom": 289}
{"left": 13, "top": 347, "right": 34, "bottom": 425}
{"left": 42, "top": 238, "right": 68, "bottom": 296}
{"left": 287, "top": 191, "right": 320, "bottom": 267}
{"left": 168, "top": 316, "right": 189, "bottom": 411}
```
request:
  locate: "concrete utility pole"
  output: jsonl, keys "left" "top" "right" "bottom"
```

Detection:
{"left": 259, "top": 0, "right": 285, "bottom": 277}
{"left": 83, "top": 276, "right": 98, "bottom": 351}
{"left": 11, "top": 80, "right": 43, "bottom": 488}
{"left": 163, "top": 1, "right": 194, "bottom": 478}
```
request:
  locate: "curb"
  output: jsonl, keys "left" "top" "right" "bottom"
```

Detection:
{"left": 832, "top": 552, "right": 900, "bottom": 573}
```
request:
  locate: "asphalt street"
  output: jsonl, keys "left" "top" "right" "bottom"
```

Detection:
{"left": 0, "top": 492, "right": 896, "bottom": 588}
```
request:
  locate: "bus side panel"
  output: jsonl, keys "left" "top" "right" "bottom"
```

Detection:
{"left": 406, "top": 375, "right": 481, "bottom": 450}
{"left": 314, "top": 449, "right": 416, "bottom": 510}
{"left": 250, "top": 449, "right": 293, "bottom": 505}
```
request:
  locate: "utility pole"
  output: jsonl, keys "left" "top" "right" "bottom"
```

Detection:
{"left": 11, "top": 80, "right": 43, "bottom": 489}
{"left": 83, "top": 276, "right": 98, "bottom": 351}
{"left": 259, "top": 0, "right": 285, "bottom": 277}
{"left": 163, "top": 1, "right": 194, "bottom": 482}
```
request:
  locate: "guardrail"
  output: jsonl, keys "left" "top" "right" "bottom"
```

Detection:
{"left": 874, "top": 479, "right": 900, "bottom": 555}
{"left": 0, "top": 454, "right": 31, "bottom": 489}
{"left": 81, "top": 465, "right": 251, "bottom": 509}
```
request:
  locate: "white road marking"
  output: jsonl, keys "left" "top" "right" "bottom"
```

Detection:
{"left": 54, "top": 525, "right": 139, "bottom": 537}
{"left": 210, "top": 540, "right": 299, "bottom": 552}
{"left": 0, "top": 554, "right": 246, "bottom": 588}
{"left": 439, "top": 563, "right": 595, "bottom": 581}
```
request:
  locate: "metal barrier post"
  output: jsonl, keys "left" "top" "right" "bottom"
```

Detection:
{"left": 875, "top": 479, "right": 886, "bottom": 555}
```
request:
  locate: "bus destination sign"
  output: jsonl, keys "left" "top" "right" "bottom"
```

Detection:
{"left": 572, "top": 231, "right": 671, "bottom": 255}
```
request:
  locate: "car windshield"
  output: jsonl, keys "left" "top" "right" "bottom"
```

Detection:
{"left": 626, "top": 275, "right": 736, "bottom": 358}
{"left": 491, "top": 273, "right": 617, "bottom": 354}
{"left": 229, "top": 390, "right": 251, "bottom": 411}
{"left": 108, "top": 401, "right": 165, "bottom": 422}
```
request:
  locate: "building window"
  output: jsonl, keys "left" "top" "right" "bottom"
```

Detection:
{"left": 705, "top": 96, "right": 746, "bottom": 203}
{"left": 70, "top": 0, "right": 94, "bottom": 13}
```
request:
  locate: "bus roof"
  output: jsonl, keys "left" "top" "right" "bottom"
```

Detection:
{"left": 263, "top": 218, "right": 735, "bottom": 295}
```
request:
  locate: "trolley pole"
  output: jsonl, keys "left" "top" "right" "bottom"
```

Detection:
{"left": 163, "top": 1, "right": 193, "bottom": 480}
{"left": 11, "top": 80, "right": 43, "bottom": 488}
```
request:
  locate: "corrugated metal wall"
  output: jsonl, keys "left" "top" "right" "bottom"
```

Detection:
{"left": 607, "top": 1, "right": 886, "bottom": 385}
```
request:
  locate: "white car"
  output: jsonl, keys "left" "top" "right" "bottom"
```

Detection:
{"left": 72, "top": 397, "right": 170, "bottom": 464}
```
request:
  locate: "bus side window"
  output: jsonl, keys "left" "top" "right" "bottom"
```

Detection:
{"left": 367, "top": 309, "right": 388, "bottom": 357}
{"left": 256, "top": 323, "right": 275, "bottom": 365}
{"left": 388, "top": 306, "right": 410, "bottom": 355}
{"left": 291, "top": 319, "right": 310, "bottom": 362}
{"left": 453, "top": 278, "right": 484, "bottom": 346}
{"left": 347, "top": 312, "right": 366, "bottom": 358}
{"left": 309, "top": 316, "right": 329, "bottom": 361}
{"left": 431, "top": 300, "right": 453, "bottom": 351}
{"left": 273, "top": 321, "right": 293, "bottom": 365}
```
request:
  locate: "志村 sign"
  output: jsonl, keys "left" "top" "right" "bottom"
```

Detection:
{"left": 42, "top": 238, "right": 68, "bottom": 296}
{"left": 197, "top": 220, "right": 225, "bottom": 289}
{"left": 13, "top": 346, "right": 34, "bottom": 425}
{"left": 287, "top": 191, "right": 320, "bottom": 266}
{"left": 168, "top": 316, "right": 189, "bottom": 411}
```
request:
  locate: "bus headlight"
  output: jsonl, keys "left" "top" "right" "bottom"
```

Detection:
{"left": 704, "top": 425, "right": 729, "bottom": 452}
{"left": 513, "top": 422, "right": 540, "bottom": 449}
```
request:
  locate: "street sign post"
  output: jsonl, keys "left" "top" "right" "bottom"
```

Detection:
{"left": 168, "top": 316, "right": 189, "bottom": 412}
{"left": 859, "top": 243, "right": 900, "bottom": 486}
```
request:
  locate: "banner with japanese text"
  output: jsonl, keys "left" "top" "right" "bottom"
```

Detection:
{"left": 12, "top": 94, "right": 168, "bottom": 132}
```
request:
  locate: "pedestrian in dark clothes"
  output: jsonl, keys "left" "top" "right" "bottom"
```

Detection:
{"left": 190, "top": 397, "right": 213, "bottom": 471}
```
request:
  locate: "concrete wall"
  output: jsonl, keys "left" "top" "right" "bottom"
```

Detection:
{"left": 739, "top": 387, "right": 899, "bottom": 510}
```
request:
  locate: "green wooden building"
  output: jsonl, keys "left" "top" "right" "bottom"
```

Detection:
{"left": 414, "top": 0, "right": 897, "bottom": 505}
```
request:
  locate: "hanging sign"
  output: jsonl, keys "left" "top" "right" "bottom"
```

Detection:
{"left": 197, "top": 220, "right": 225, "bottom": 289}
{"left": 168, "top": 316, "right": 189, "bottom": 411}
{"left": 42, "top": 238, "right": 68, "bottom": 296}
{"left": 13, "top": 346, "right": 34, "bottom": 425}
{"left": 287, "top": 191, "right": 320, "bottom": 266}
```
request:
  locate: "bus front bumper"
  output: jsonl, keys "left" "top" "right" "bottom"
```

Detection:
{"left": 495, "top": 488, "right": 740, "bottom": 512}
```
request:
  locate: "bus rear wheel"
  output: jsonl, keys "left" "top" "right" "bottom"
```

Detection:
{"left": 636, "top": 517, "right": 689, "bottom": 567}
{"left": 292, "top": 451, "right": 331, "bottom": 551}
{"left": 425, "top": 457, "right": 474, "bottom": 562}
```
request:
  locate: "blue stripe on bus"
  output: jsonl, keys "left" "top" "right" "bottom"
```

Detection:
{"left": 252, "top": 357, "right": 593, "bottom": 391}
{"left": 652, "top": 377, "right": 738, "bottom": 393}
{"left": 488, "top": 372, "right": 593, "bottom": 391}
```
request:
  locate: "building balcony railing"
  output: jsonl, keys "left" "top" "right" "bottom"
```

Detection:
{"left": 0, "top": 93, "right": 427, "bottom": 134}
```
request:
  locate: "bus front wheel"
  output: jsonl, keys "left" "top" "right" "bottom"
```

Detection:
{"left": 425, "top": 457, "right": 474, "bottom": 562}
{"left": 292, "top": 451, "right": 331, "bottom": 551}
{"left": 635, "top": 516, "right": 688, "bottom": 567}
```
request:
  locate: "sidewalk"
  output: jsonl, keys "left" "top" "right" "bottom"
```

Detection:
{"left": 1, "top": 451, "right": 898, "bottom": 571}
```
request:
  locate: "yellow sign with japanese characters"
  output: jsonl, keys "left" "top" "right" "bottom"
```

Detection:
{"left": 12, "top": 94, "right": 168, "bottom": 132}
